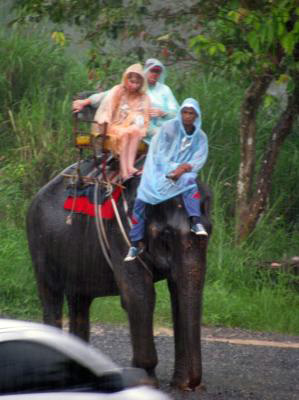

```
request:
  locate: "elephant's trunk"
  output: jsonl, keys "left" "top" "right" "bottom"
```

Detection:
{"left": 169, "top": 237, "right": 207, "bottom": 390}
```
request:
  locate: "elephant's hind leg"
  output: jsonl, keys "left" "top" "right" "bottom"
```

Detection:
{"left": 66, "top": 293, "right": 93, "bottom": 342}
{"left": 34, "top": 261, "right": 65, "bottom": 329}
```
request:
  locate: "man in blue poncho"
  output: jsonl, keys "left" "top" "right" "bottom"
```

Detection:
{"left": 124, "top": 98, "right": 209, "bottom": 261}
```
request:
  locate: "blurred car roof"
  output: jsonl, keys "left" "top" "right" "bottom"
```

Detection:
{"left": 0, "top": 318, "right": 118, "bottom": 377}
{"left": 0, "top": 319, "right": 171, "bottom": 400}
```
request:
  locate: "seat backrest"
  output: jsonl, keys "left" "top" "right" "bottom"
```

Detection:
{"left": 73, "top": 91, "right": 99, "bottom": 122}
{"left": 73, "top": 90, "right": 148, "bottom": 154}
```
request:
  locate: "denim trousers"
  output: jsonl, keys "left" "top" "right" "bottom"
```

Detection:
{"left": 129, "top": 180, "right": 201, "bottom": 243}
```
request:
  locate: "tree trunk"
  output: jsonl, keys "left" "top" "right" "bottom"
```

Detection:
{"left": 236, "top": 75, "right": 299, "bottom": 241}
{"left": 235, "top": 74, "right": 272, "bottom": 238}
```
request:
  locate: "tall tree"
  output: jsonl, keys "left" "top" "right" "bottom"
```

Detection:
{"left": 188, "top": 1, "right": 299, "bottom": 240}
{"left": 11, "top": 0, "right": 299, "bottom": 240}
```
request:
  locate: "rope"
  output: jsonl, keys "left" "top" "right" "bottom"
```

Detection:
{"left": 65, "top": 180, "right": 77, "bottom": 225}
{"left": 121, "top": 190, "right": 133, "bottom": 229}
{"left": 110, "top": 197, "right": 131, "bottom": 247}
{"left": 110, "top": 195, "right": 153, "bottom": 278}
{"left": 65, "top": 153, "right": 82, "bottom": 225}
{"left": 98, "top": 203, "right": 111, "bottom": 251}
{"left": 94, "top": 181, "right": 115, "bottom": 272}
{"left": 96, "top": 179, "right": 111, "bottom": 251}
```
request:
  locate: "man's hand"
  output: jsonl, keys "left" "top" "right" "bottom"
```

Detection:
{"left": 72, "top": 99, "right": 91, "bottom": 113}
{"left": 167, "top": 163, "right": 192, "bottom": 181}
{"left": 149, "top": 108, "right": 166, "bottom": 118}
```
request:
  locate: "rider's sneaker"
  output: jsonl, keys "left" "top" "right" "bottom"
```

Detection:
{"left": 191, "top": 223, "right": 208, "bottom": 236}
{"left": 124, "top": 246, "right": 144, "bottom": 262}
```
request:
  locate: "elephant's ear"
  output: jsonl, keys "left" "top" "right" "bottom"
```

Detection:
{"left": 197, "top": 181, "right": 212, "bottom": 219}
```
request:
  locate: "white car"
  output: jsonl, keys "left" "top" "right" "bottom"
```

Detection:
{"left": 0, "top": 319, "right": 171, "bottom": 400}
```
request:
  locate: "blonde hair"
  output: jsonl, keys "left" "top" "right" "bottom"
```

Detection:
{"left": 121, "top": 63, "right": 147, "bottom": 94}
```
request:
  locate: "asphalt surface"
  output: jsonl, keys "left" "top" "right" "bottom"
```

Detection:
{"left": 90, "top": 324, "right": 299, "bottom": 400}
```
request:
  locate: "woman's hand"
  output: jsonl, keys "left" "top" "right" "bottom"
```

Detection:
{"left": 149, "top": 108, "right": 166, "bottom": 118}
{"left": 72, "top": 99, "right": 91, "bottom": 113}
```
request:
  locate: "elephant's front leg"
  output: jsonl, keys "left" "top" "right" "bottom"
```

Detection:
{"left": 117, "top": 263, "right": 158, "bottom": 383}
{"left": 167, "top": 243, "right": 207, "bottom": 391}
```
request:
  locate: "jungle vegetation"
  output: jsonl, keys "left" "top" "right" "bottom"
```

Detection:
{"left": 0, "top": 0, "right": 298, "bottom": 335}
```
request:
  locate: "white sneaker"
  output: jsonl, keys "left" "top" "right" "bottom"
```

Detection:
{"left": 191, "top": 223, "right": 208, "bottom": 236}
{"left": 124, "top": 246, "right": 143, "bottom": 262}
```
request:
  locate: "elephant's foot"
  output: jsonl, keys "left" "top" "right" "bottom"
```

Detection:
{"left": 131, "top": 359, "right": 159, "bottom": 387}
{"left": 170, "top": 373, "right": 203, "bottom": 392}
{"left": 129, "top": 367, "right": 158, "bottom": 388}
{"left": 122, "top": 367, "right": 158, "bottom": 388}
{"left": 145, "top": 368, "right": 159, "bottom": 388}
{"left": 69, "top": 324, "right": 90, "bottom": 342}
{"left": 43, "top": 316, "right": 63, "bottom": 330}
{"left": 142, "top": 374, "right": 159, "bottom": 388}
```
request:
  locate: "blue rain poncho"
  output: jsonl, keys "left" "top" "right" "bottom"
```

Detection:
{"left": 143, "top": 58, "right": 179, "bottom": 144}
{"left": 137, "top": 98, "right": 208, "bottom": 205}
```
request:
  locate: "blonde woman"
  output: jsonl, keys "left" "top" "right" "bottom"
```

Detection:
{"left": 93, "top": 64, "right": 151, "bottom": 181}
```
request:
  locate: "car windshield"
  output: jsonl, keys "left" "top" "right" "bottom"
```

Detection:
{"left": 0, "top": 340, "right": 124, "bottom": 395}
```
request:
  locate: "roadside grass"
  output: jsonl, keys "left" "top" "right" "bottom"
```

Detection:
{"left": 1, "top": 217, "right": 298, "bottom": 335}
{"left": 0, "top": 222, "right": 41, "bottom": 320}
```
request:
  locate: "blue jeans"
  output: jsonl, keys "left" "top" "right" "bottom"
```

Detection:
{"left": 129, "top": 178, "right": 201, "bottom": 243}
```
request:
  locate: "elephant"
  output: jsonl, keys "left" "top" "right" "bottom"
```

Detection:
{"left": 26, "top": 158, "right": 212, "bottom": 391}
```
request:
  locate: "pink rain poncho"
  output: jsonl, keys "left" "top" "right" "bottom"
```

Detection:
{"left": 93, "top": 64, "right": 150, "bottom": 154}
{"left": 136, "top": 98, "right": 208, "bottom": 204}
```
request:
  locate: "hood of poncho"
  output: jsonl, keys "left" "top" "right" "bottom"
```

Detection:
{"left": 122, "top": 63, "right": 147, "bottom": 94}
{"left": 144, "top": 58, "right": 166, "bottom": 84}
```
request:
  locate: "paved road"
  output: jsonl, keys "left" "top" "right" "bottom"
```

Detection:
{"left": 90, "top": 324, "right": 299, "bottom": 400}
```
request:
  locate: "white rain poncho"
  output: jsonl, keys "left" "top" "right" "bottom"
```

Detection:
{"left": 143, "top": 58, "right": 179, "bottom": 144}
{"left": 137, "top": 98, "right": 208, "bottom": 205}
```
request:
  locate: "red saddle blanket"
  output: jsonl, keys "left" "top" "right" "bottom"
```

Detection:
{"left": 64, "top": 186, "right": 122, "bottom": 219}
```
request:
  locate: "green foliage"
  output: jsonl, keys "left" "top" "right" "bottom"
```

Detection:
{"left": 12, "top": 0, "right": 104, "bottom": 25}
{"left": 270, "top": 137, "right": 299, "bottom": 229}
{"left": 11, "top": 1, "right": 299, "bottom": 81}
{"left": 190, "top": 1, "right": 299, "bottom": 81}
{"left": 0, "top": 31, "right": 75, "bottom": 110}
{"left": 202, "top": 179, "right": 299, "bottom": 334}
{"left": 0, "top": 28, "right": 94, "bottom": 224}
{"left": 0, "top": 221, "right": 41, "bottom": 319}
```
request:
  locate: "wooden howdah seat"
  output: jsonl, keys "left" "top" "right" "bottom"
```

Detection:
{"left": 73, "top": 91, "right": 148, "bottom": 155}
{"left": 70, "top": 91, "right": 148, "bottom": 190}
